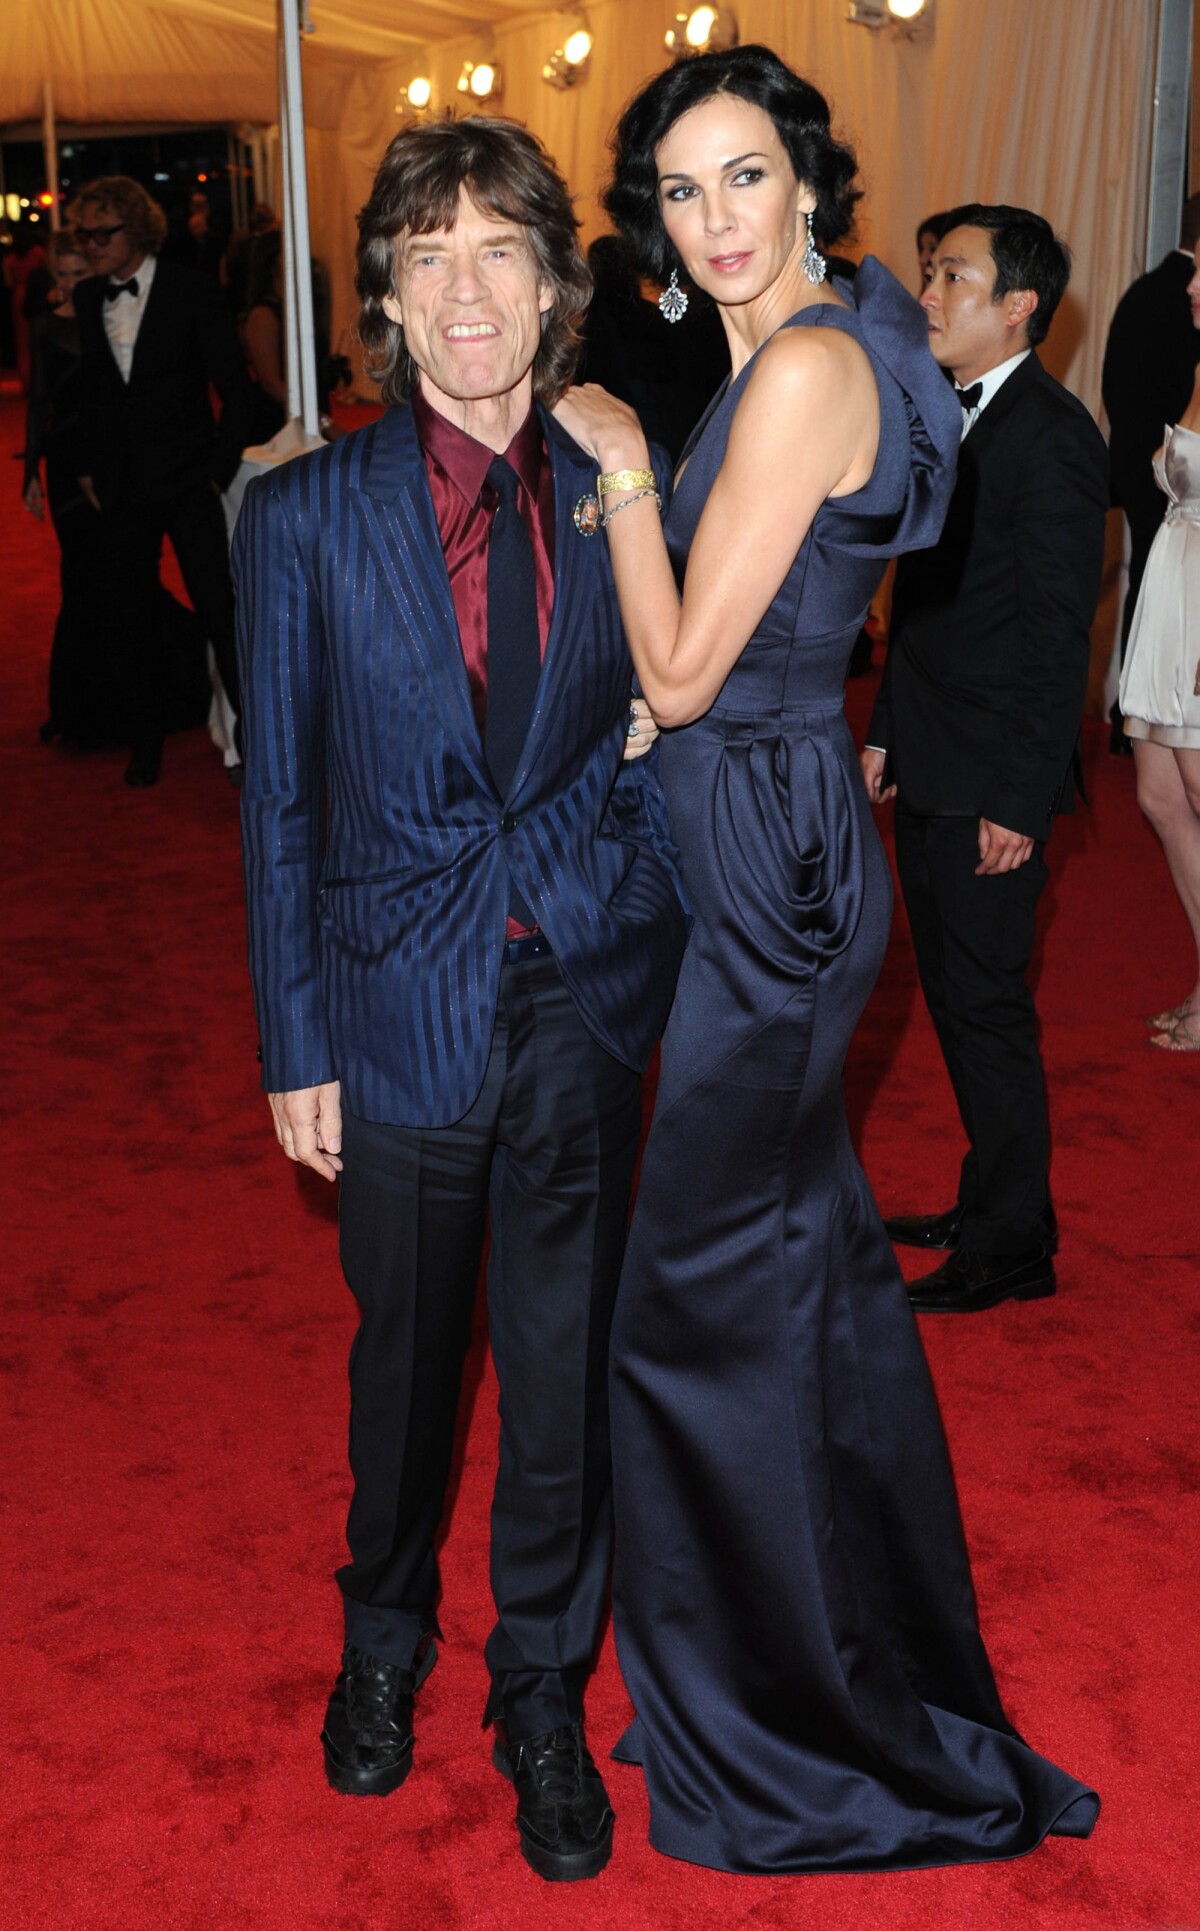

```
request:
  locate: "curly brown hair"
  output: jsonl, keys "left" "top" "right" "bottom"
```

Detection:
{"left": 356, "top": 116, "right": 591, "bottom": 407}
{"left": 67, "top": 176, "right": 168, "bottom": 256}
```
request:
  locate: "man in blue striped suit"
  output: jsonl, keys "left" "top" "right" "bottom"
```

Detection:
{"left": 235, "top": 119, "right": 686, "bottom": 1883}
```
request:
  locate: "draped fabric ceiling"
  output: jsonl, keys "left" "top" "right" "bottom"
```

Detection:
{"left": 1, "top": 0, "right": 1159, "bottom": 418}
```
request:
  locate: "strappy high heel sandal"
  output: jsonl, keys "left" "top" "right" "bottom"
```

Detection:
{"left": 1145, "top": 1001, "right": 1199, "bottom": 1030}
{"left": 1150, "top": 1011, "right": 1200, "bottom": 1052}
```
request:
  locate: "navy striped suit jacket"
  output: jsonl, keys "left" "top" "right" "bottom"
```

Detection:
{"left": 234, "top": 401, "right": 687, "bottom": 1128}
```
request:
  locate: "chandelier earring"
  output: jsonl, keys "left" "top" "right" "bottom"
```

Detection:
{"left": 801, "top": 209, "right": 826, "bottom": 286}
{"left": 658, "top": 269, "right": 689, "bottom": 324}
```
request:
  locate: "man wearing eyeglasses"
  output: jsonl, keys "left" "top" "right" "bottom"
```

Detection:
{"left": 70, "top": 175, "right": 252, "bottom": 787}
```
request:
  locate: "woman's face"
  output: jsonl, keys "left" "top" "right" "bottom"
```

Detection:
{"left": 53, "top": 251, "right": 90, "bottom": 302}
{"left": 1189, "top": 241, "right": 1200, "bottom": 330}
{"left": 655, "top": 93, "right": 811, "bottom": 309}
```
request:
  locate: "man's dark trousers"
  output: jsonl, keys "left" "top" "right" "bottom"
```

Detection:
{"left": 103, "top": 474, "right": 240, "bottom": 750}
{"left": 894, "top": 803, "right": 1053, "bottom": 1256}
{"left": 335, "top": 951, "right": 642, "bottom": 1745}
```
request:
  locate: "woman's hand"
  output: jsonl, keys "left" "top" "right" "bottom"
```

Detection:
{"left": 1194, "top": 656, "right": 1200, "bottom": 698}
{"left": 553, "top": 383, "right": 650, "bottom": 472}
{"left": 23, "top": 475, "right": 45, "bottom": 520}
{"left": 622, "top": 695, "right": 660, "bottom": 761}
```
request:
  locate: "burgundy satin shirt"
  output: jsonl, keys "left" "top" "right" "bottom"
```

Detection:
{"left": 410, "top": 389, "right": 556, "bottom": 936}
{"left": 410, "top": 388, "right": 555, "bottom": 737}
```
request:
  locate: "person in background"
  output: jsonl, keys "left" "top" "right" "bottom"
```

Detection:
{"left": 863, "top": 205, "right": 1108, "bottom": 1313}
{"left": 916, "top": 209, "right": 952, "bottom": 288}
{"left": 1118, "top": 243, "right": 1200, "bottom": 1051}
{"left": 23, "top": 233, "right": 116, "bottom": 747}
{"left": 222, "top": 200, "right": 278, "bottom": 316}
{"left": 6, "top": 229, "right": 52, "bottom": 392}
{"left": 241, "top": 229, "right": 288, "bottom": 443}
{"left": 1103, "top": 193, "right": 1200, "bottom": 755}
{"left": 71, "top": 173, "right": 252, "bottom": 787}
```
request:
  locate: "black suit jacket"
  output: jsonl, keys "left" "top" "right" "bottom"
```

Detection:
{"left": 868, "top": 353, "right": 1108, "bottom": 843}
{"left": 75, "top": 257, "right": 253, "bottom": 504}
{"left": 1102, "top": 250, "right": 1199, "bottom": 536}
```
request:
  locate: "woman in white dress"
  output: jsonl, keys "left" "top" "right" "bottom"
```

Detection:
{"left": 1119, "top": 244, "right": 1200, "bottom": 1050}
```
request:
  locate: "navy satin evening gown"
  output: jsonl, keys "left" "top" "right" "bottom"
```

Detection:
{"left": 609, "top": 259, "right": 1099, "bottom": 1874}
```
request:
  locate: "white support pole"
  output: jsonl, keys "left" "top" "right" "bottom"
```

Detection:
{"left": 42, "top": 79, "right": 61, "bottom": 231}
{"left": 278, "top": 0, "right": 320, "bottom": 437}
{"left": 1146, "top": 0, "right": 1192, "bottom": 268}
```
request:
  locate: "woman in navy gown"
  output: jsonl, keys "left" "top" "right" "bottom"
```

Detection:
{"left": 555, "top": 46, "right": 1098, "bottom": 1876}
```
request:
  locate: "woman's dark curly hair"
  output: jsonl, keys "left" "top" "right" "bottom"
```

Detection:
{"left": 603, "top": 45, "right": 861, "bottom": 285}
{"left": 356, "top": 116, "right": 591, "bottom": 406}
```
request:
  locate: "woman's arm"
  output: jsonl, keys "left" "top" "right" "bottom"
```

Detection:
{"left": 555, "top": 327, "right": 878, "bottom": 727}
{"left": 244, "top": 302, "right": 289, "bottom": 409}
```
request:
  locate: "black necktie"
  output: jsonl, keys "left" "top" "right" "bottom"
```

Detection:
{"left": 485, "top": 457, "right": 541, "bottom": 923}
{"left": 956, "top": 382, "right": 983, "bottom": 412}
{"left": 105, "top": 278, "right": 139, "bottom": 301}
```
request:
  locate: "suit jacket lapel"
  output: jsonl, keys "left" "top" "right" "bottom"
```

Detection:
{"left": 127, "top": 262, "right": 166, "bottom": 387}
{"left": 962, "top": 350, "right": 1041, "bottom": 459}
{"left": 507, "top": 407, "right": 601, "bottom": 792}
{"left": 351, "top": 405, "right": 491, "bottom": 785}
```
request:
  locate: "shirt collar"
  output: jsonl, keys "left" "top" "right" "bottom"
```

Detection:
{"left": 411, "top": 387, "right": 543, "bottom": 503}
{"left": 110, "top": 252, "right": 156, "bottom": 294}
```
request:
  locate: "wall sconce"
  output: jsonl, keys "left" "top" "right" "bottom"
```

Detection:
{"left": 457, "top": 59, "right": 502, "bottom": 101}
{"left": 543, "top": 16, "right": 594, "bottom": 89}
{"left": 847, "top": 0, "right": 932, "bottom": 34}
{"left": 664, "top": 7, "right": 738, "bottom": 57}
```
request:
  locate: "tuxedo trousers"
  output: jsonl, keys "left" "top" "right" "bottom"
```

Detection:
{"left": 894, "top": 804, "right": 1054, "bottom": 1254}
{"left": 101, "top": 473, "right": 240, "bottom": 751}
{"left": 335, "top": 952, "right": 642, "bottom": 1743}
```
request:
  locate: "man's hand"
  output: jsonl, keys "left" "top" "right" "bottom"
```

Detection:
{"left": 976, "top": 819, "right": 1034, "bottom": 875}
{"left": 78, "top": 475, "right": 101, "bottom": 512}
{"left": 860, "top": 746, "right": 896, "bottom": 805}
{"left": 268, "top": 1082, "right": 343, "bottom": 1181}
{"left": 23, "top": 476, "right": 45, "bottom": 520}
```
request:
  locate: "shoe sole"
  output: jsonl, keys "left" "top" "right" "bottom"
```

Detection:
{"left": 909, "top": 1279, "right": 1056, "bottom": 1314}
{"left": 322, "top": 1638, "right": 438, "bottom": 1797}
{"left": 492, "top": 1742, "right": 613, "bottom": 1882}
{"left": 885, "top": 1228, "right": 961, "bottom": 1251}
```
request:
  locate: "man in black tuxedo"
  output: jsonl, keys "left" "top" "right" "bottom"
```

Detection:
{"left": 862, "top": 204, "right": 1108, "bottom": 1314}
{"left": 71, "top": 175, "right": 252, "bottom": 786}
{"left": 1102, "top": 193, "right": 1200, "bottom": 753}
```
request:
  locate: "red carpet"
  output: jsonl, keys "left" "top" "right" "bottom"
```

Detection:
{"left": 4, "top": 389, "right": 1198, "bottom": 1930}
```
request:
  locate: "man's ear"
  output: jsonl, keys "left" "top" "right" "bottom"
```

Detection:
{"left": 538, "top": 280, "right": 554, "bottom": 319}
{"left": 382, "top": 292, "right": 403, "bottom": 327}
{"left": 1007, "top": 287, "right": 1038, "bottom": 336}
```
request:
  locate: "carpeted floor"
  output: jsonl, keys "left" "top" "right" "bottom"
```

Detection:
{"left": 3, "top": 391, "right": 1198, "bottom": 1930}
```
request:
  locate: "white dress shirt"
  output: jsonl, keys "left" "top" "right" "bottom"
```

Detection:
{"left": 102, "top": 251, "right": 158, "bottom": 383}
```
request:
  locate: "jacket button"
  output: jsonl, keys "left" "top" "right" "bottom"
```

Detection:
{"left": 501, "top": 813, "right": 517, "bottom": 834}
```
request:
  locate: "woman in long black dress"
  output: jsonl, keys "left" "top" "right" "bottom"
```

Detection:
{"left": 556, "top": 46, "right": 1098, "bottom": 1876}
{"left": 23, "top": 235, "right": 116, "bottom": 746}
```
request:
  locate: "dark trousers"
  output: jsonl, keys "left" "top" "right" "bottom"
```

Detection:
{"left": 45, "top": 482, "right": 119, "bottom": 743}
{"left": 336, "top": 954, "right": 643, "bottom": 1743}
{"left": 894, "top": 803, "right": 1054, "bottom": 1254}
{"left": 102, "top": 475, "right": 240, "bottom": 752}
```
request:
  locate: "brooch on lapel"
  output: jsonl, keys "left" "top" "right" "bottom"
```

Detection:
{"left": 573, "top": 493, "right": 601, "bottom": 537}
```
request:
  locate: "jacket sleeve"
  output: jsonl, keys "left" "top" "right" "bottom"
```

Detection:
{"left": 234, "top": 470, "right": 336, "bottom": 1093}
{"left": 981, "top": 409, "right": 1109, "bottom": 841}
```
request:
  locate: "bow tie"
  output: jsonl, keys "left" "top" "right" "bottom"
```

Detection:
{"left": 955, "top": 382, "right": 983, "bottom": 412}
{"left": 105, "top": 278, "right": 139, "bottom": 301}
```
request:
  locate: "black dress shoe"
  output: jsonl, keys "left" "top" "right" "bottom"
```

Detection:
{"left": 124, "top": 742, "right": 163, "bottom": 788}
{"left": 907, "top": 1243, "right": 1056, "bottom": 1314}
{"left": 321, "top": 1633, "right": 437, "bottom": 1797}
{"left": 883, "top": 1203, "right": 964, "bottom": 1250}
{"left": 493, "top": 1721, "right": 614, "bottom": 1881}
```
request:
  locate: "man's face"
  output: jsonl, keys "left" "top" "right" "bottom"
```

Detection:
{"left": 383, "top": 187, "right": 552, "bottom": 419}
{"left": 1188, "top": 240, "right": 1200, "bottom": 331}
{"left": 920, "top": 224, "right": 1034, "bottom": 384}
{"left": 74, "top": 203, "right": 145, "bottom": 283}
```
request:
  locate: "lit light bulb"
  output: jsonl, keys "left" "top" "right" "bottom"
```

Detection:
{"left": 887, "top": 0, "right": 926, "bottom": 16}
{"left": 470, "top": 62, "right": 496, "bottom": 97}
{"left": 563, "top": 28, "right": 592, "bottom": 64}
{"left": 685, "top": 5, "right": 717, "bottom": 45}
{"left": 406, "top": 76, "right": 432, "bottom": 109}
